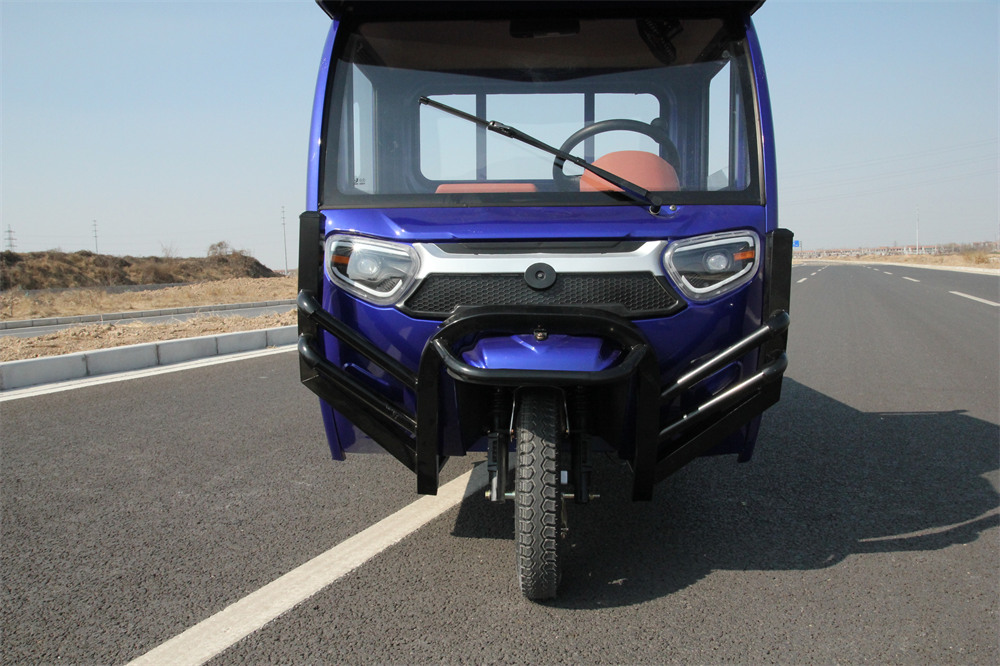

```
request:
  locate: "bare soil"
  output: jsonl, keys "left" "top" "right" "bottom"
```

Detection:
{"left": 1, "top": 276, "right": 297, "bottom": 362}
{"left": 1, "top": 276, "right": 295, "bottom": 321}
{"left": 1, "top": 248, "right": 278, "bottom": 291}
{"left": 1, "top": 310, "right": 296, "bottom": 362}
{"left": 805, "top": 252, "right": 999, "bottom": 269}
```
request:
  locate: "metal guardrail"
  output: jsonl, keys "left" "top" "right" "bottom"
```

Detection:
{"left": 0, "top": 299, "right": 296, "bottom": 330}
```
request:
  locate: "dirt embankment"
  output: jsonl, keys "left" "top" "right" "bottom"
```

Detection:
{"left": 1, "top": 310, "right": 296, "bottom": 362}
{"left": 820, "top": 252, "right": 998, "bottom": 269}
{"left": 2, "top": 276, "right": 296, "bottom": 321}
{"left": 2, "top": 250, "right": 296, "bottom": 362}
{"left": 1, "top": 247, "right": 278, "bottom": 291}
{"left": 1, "top": 276, "right": 298, "bottom": 362}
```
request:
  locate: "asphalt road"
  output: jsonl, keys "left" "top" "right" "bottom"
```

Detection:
{"left": 2, "top": 263, "right": 997, "bottom": 664}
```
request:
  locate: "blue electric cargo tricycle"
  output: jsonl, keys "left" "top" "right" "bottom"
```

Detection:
{"left": 297, "top": 0, "right": 792, "bottom": 600}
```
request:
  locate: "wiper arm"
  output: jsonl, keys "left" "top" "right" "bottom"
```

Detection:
{"left": 419, "top": 96, "right": 664, "bottom": 215}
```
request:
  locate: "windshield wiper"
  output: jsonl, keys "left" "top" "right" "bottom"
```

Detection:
{"left": 419, "top": 96, "right": 664, "bottom": 215}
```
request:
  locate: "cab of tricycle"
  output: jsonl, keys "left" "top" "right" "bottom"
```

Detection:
{"left": 297, "top": 0, "right": 792, "bottom": 599}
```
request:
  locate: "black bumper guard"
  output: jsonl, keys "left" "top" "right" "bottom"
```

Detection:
{"left": 298, "top": 291, "right": 788, "bottom": 500}
{"left": 297, "top": 212, "right": 793, "bottom": 500}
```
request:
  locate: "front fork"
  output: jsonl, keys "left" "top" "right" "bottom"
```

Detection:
{"left": 485, "top": 387, "right": 595, "bottom": 506}
{"left": 486, "top": 388, "right": 511, "bottom": 503}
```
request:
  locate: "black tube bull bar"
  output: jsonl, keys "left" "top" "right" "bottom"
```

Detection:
{"left": 297, "top": 211, "right": 793, "bottom": 500}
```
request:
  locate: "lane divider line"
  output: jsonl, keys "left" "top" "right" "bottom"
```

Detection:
{"left": 949, "top": 291, "right": 1000, "bottom": 307}
{"left": 902, "top": 277, "right": 921, "bottom": 282}
{"left": 796, "top": 277, "right": 808, "bottom": 284}
{"left": 128, "top": 464, "right": 489, "bottom": 666}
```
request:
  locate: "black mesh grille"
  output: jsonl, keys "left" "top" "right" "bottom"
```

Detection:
{"left": 401, "top": 273, "right": 684, "bottom": 319}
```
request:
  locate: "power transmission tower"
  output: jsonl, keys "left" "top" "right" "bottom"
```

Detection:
{"left": 92, "top": 220, "right": 99, "bottom": 254}
{"left": 3, "top": 225, "right": 14, "bottom": 251}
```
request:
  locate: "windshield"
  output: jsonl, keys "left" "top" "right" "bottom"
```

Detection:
{"left": 320, "top": 14, "right": 761, "bottom": 208}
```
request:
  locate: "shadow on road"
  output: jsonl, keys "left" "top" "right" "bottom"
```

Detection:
{"left": 450, "top": 379, "right": 1000, "bottom": 607}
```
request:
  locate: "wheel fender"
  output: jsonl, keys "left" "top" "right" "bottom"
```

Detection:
{"left": 460, "top": 334, "right": 621, "bottom": 373}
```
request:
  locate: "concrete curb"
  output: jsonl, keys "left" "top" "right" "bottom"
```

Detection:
{"left": 0, "top": 325, "right": 297, "bottom": 391}
{"left": 0, "top": 299, "right": 297, "bottom": 331}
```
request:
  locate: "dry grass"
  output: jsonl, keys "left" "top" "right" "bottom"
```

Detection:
{"left": 959, "top": 250, "right": 994, "bottom": 266}
{"left": 0, "top": 248, "right": 285, "bottom": 365}
{"left": 1, "top": 269, "right": 297, "bottom": 362}
{"left": 1, "top": 276, "right": 295, "bottom": 320}
{"left": 1, "top": 310, "right": 296, "bottom": 362}
{"left": 1, "top": 249, "right": 278, "bottom": 291}
{"left": 818, "top": 253, "right": 999, "bottom": 269}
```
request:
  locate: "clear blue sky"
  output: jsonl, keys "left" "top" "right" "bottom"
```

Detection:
{"left": 2, "top": 0, "right": 997, "bottom": 270}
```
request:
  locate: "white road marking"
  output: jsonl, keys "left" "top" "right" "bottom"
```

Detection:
{"left": 0, "top": 346, "right": 296, "bottom": 402}
{"left": 949, "top": 291, "right": 1000, "bottom": 307}
{"left": 902, "top": 277, "right": 920, "bottom": 282}
{"left": 883, "top": 271, "right": 893, "bottom": 275}
{"left": 810, "top": 272, "right": 818, "bottom": 276}
{"left": 128, "top": 463, "right": 489, "bottom": 666}
{"left": 796, "top": 277, "right": 808, "bottom": 284}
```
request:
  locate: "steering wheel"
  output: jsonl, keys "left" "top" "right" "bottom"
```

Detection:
{"left": 552, "top": 119, "right": 681, "bottom": 190}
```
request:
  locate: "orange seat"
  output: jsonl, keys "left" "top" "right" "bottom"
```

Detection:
{"left": 436, "top": 182, "right": 538, "bottom": 193}
{"left": 580, "top": 151, "right": 679, "bottom": 192}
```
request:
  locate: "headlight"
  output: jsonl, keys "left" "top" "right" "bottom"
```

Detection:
{"left": 325, "top": 235, "right": 418, "bottom": 305}
{"left": 663, "top": 231, "right": 760, "bottom": 302}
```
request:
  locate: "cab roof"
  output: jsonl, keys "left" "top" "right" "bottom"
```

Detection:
{"left": 316, "top": 1, "right": 765, "bottom": 21}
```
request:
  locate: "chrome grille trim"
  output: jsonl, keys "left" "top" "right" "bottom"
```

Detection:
{"left": 400, "top": 241, "right": 682, "bottom": 319}
{"left": 410, "top": 240, "right": 669, "bottom": 278}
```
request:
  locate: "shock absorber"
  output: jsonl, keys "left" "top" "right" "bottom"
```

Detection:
{"left": 570, "top": 386, "right": 594, "bottom": 504}
{"left": 486, "top": 388, "right": 510, "bottom": 503}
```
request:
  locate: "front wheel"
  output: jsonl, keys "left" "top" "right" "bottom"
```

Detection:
{"left": 515, "top": 388, "right": 564, "bottom": 600}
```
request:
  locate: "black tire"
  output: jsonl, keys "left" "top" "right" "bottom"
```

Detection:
{"left": 515, "top": 388, "right": 563, "bottom": 600}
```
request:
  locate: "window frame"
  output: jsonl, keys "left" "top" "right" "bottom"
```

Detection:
{"left": 319, "top": 16, "right": 764, "bottom": 210}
